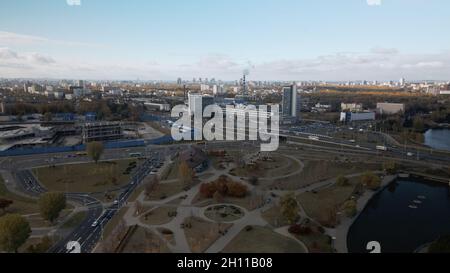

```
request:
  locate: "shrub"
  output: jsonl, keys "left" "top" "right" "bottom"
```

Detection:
{"left": 199, "top": 176, "right": 248, "bottom": 198}
{"left": 288, "top": 224, "right": 312, "bottom": 235}
{"left": 336, "top": 175, "right": 350, "bottom": 187}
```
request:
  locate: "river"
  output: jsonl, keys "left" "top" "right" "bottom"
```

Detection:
{"left": 424, "top": 129, "right": 450, "bottom": 151}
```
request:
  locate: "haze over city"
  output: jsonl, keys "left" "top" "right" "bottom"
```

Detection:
{"left": 1, "top": 0, "right": 450, "bottom": 81}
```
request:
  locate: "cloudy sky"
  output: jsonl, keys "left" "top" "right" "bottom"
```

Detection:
{"left": 0, "top": 0, "right": 449, "bottom": 81}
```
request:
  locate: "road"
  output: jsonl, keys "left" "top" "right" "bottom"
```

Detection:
{"left": 11, "top": 149, "right": 169, "bottom": 253}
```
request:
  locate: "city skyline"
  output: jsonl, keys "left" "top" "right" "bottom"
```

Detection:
{"left": 1, "top": 0, "right": 450, "bottom": 81}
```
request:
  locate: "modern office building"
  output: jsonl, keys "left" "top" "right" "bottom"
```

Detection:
{"left": 282, "top": 84, "right": 298, "bottom": 118}
{"left": 281, "top": 84, "right": 300, "bottom": 124}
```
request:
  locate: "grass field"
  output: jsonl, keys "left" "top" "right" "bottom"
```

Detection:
{"left": 297, "top": 176, "right": 362, "bottom": 226}
{"left": 33, "top": 159, "right": 137, "bottom": 193}
{"left": 140, "top": 205, "right": 177, "bottom": 225}
{"left": 120, "top": 226, "right": 171, "bottom": 253}
{"left": 222, "top": 226, "right": 307, "bottom": 253}
{"left": 270, "top": 160, "right": 380, "bottom": 190}
{"left": 261, "top": 205, "right": 290, "bottom": 227}
{"left": 0, "top": 176, "right": 39, "bottom": 215}
{"left": 145, "top": 179, "right": 187, "bottom": 201}
{"left": 183, "top": 217, "right": 232, "bottom": 253}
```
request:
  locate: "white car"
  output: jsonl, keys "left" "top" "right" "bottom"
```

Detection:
{"left": 91, "top": 221, "right": 98, "bottom": 227}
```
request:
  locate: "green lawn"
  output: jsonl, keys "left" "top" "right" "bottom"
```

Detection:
{"left": 33, "top": 159, "right": 137, "bottom": 193}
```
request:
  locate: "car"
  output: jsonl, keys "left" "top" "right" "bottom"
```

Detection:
{"left": 91, "top": 221, "right": 99, "bottom": 227}
{"left": 113, "top": 200, "right": 119, "bottom": 205}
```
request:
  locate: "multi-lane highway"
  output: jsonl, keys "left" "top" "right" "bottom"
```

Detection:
{"left": 11, "top": 149, "right": 168, "bottom": 253}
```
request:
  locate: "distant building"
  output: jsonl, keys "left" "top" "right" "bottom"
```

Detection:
{"left": 440, "top": 90, "right": 450, "bottom": 95}
{"left": 82, "top": 122, "right": 123, "bottom": 143}
{"left": 73, "top": 88, "right": 92, "bottom": 98}
{"left": 144, "top": 102, "right": 171, "bottom": 112}
{"left": 188, "top": 93, "right": 215, "bottom": 115}
{"left": 177, "top": 78, "right": 182, "bottom": 85}
{"left": 212, "top": 85, "right": 224, "bottom": 96}
{"left": 376, "top": 103, "right": 405, "bottom": 115}
{"left": 108, "top": 89, "right": 123, "bottom": 96}
{"left": 311, "top": 103, "right": 331, "bottom": 113}
{"left": 282, "top": 84, "right": 298, "bottom": 118}
{"left": 340, "top": 111, "right": 376, "bottom": 123}
{"left": 200, "top": 84, "right": 210, "bottom": 92}
{"left": 54, "top": 90, "right": 65, "bottom": 99}
{"left": 341, "top": 103, "right": 363, "bottom": 112}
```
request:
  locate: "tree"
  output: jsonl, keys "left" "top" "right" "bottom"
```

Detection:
{"left": 413, "top": 116, "right": 425, "bottom": 132}
{"left": 0, "top": 214, "right": 31, "bottom": 253}
{"left": 362, "top": 171, "right": 381, "bottom": 190}
{"left": 383, "top": 161, "right": 398, "bottom": 175}
{"left": 0, "top": 199, "right": 13, "bottom": 213}
{"left": 38, "top": 192, "right": 66, "bottom": 223}
{"left": 342, "top": 200, "right": 357, "bottom": 217}
{"left": 43, "top": 112, "right": 52, "bottom": 122}
{"left": 227, "top": 181, "right": 248, "bottom": 198}
{"left": 336, "top": 175, "right": 350, "bottom": 187}
{"left": 26, "top": 236, "right": 52, "bottom": 253}
{"left": 213, "top": 191, "right": 224, "bottom": 203}
{"left": 280, "top": 193, "right": 300, "bottom": 224}
{"left": 248, "top": 176, "right": 259, "bottom": 186}
{"left": 86, "top": 141, "right": 104, "bottom": 163}
{"left": 179, "top": 161, "right": 194, "bottom": 187}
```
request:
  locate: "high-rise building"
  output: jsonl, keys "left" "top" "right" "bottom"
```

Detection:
{"left": 399, "top": 78, "right": 406, "bottom": 86}
{"left": 77, "top": 80, "right": 85, "bottom": 88}
{"left": 282, "top": 84, "right": 298, "bottom": 118}
{"left": 177, "top": 78, "right": 182, "bottom": 85}
{"left": 188, "top": 93, "right": 214, "bottom": 115}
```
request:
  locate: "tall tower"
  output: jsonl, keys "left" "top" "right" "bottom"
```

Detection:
{"left": 242, "top": 74, "right": 247, "bottom": 97}
{"left": 282, "top": 84, "right": 298, "bottom": 118}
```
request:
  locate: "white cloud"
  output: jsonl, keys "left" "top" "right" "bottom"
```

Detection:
{"left": 66, "top": 0, "right": 81, "bottom": 6}
{"left": 0, "top": 31, "right": 102, "bottom": 48}
{"left": 367, "top": 0, "right": 382, "bottom": 6}
{"left": 0, "top": 46, "right": 449, "bottom": 81}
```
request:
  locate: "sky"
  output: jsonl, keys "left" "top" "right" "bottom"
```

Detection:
{"left": 0, "top": 0, "right": 450, "bottom": 81}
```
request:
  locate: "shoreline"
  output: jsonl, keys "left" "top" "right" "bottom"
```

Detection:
{"left": 334, "top": 173, "right": 450, "bottom": 253}
{"left": 332, "top": 174, "right": 396, "bottom": 253}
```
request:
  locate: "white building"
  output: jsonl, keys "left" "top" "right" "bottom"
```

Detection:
{"left": 341, "top": 103, "right": 363, "bottom": 112}
{"left": 200, "top": 84, "right": 210, "bottom": 92}
{"left": 340, "top": 112, "right": 376, "bottom": 123}
{"left": 144, "top": 102, "right": 171, "bottom": 112}
{"left": 376, "top": 103, "right": 405, "bottom": 115}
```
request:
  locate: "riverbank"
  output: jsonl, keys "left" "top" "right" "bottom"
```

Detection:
{"left": 332, "top": 174, "right": 397, "bottom": 253}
